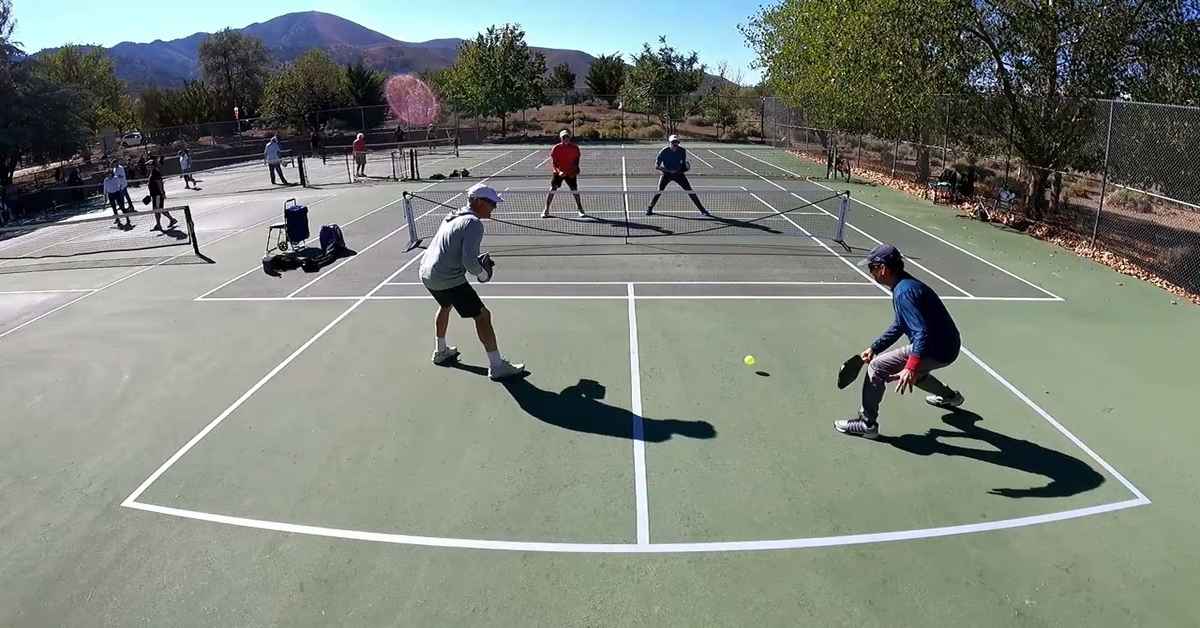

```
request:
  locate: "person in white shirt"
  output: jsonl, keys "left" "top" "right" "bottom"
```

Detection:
{"left": 264, "top": 136, "right": 290, "bottom": 185}
{"left": 178, "top": 148, "right": 197, "bottom": 189}
{"left": 113, "top": 160, "right": 135, "bottom": 208}
{"left": 103, "top": 168, "right": 132, "bottom": 230}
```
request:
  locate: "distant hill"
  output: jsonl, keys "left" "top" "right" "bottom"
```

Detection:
{"left": 34, "top": 11, "right": 735, "bottom": 93}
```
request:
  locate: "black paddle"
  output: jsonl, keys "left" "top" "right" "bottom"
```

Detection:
{"left": 836, "top": 354, "right": 865, "bottom": 389}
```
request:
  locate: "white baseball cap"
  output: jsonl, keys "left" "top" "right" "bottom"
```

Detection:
{"left": 668, "top": 134, "right": 680, "bottom": 143}
{"left": 467, "top": 183, "right": 503, "bottom": 204}
{"left": 559, "top": 129, "right": 570, "bottom": 137}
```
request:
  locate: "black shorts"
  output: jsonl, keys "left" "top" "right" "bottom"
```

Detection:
{"left": 550, "top": 174, "right": 578, "bottom": 190}
{"left": 657, "top": 172, "right": 694, "bottom": 190}
{"left": 427, "top": 282, "right": 485, "bottom": 318}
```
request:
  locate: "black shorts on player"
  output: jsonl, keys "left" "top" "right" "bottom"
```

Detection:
{"left": 550, "top": 173, "right": 578, "bottom": 191}
{"left": 427, "top": 282, "right": 485, "bottom": 318}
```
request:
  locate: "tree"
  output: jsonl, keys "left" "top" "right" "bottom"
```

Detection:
{"left": 744, "top": 0, "right": 978, "bottom": 180}
{"left": 36, "top": 44, "right": 133, "bottom": 133}
{"left": 961, "top": 0, "right": 1199, "bottom": 214}
{"left": 438, "top": 24, "right": 546, "bottom": 136}
{"left": 344, "top": 60, "right": 387, "bottom": 130}
{"left": 199, "top": 29, "right": 270, "bottom": 119}
{"left": 585, "top": 53, "right": 625, "bottom": 102}
{"left": 619, "top": 37, "right": 705, "bottom": 134}
{"left": 260, "top": 50, "right": 349, "bottom": 129}
{"left": 547, "top": 62, "right": 576, "bottom": 92}
{"left": 0, "top": 1, "right": 88, "bottom": 186}
{"left": 137, "top": 82, "right": 223, "bottom": 144}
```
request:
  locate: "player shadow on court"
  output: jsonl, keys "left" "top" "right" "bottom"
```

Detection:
{"left": 655, "top": 212, "right": 783, "bottom": 235}
{"left": 451, "top": 369, "right": 716, "bottom": 442}
{"left": 877, "top": 410, "right": 1104, "bottom": 498}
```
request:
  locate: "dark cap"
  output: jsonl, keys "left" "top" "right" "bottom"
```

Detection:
{"left": 865, "top": 243, "right": 902, "bottom": 267}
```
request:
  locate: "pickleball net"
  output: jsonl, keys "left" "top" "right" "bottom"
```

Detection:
{"left": 401, "top": 189, "right": 850, "bottom": 248}
{"left": 0, "top": 205, "right": 203, "bottom": 272}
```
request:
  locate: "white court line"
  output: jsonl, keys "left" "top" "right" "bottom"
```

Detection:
{"left": 121, "top": 497, "right": 1147, "bottom": 554}
{"left": 0, "top": 289, "right": 96, "bottom": 294}
{"left": 193, "top": 294, "right": 1063, "bottom": 303}
{"left": 284, "top": 150, "right": 542, "bottom": 298}
{"left": 742, "top": 186, "right": 887, "bottom": 292}
{"left": 733, "top": 149, "right": 1063, "bottom": 301}
{"left": 718, "top": 152, "right": 973, "bottom": 297}
{"left": 125, "top": 332, "right": 1149, "bottom": 552}
{"left": 383, "top": 281, "right": 875, "bottom": 286}
{"left": 690, "top": 151, "right": 715, "bottom": 169}
{"left": 124, "top": 248, "right": 427, "bottom": 506}
{"left": 960, "top": 347, "right": 1149, "bottom": 502}
{"left": 627, "top": 283, "right": 650, "bottom": 544}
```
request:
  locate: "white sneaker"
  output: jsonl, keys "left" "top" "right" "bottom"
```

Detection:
{"left": 926, "top": 391, "right": 965, "bottom": 409}
{"left": 541, "top": 211, "right": 551, "bottom": 218}
{"left": 834, "top": 414, "right": 879, "bottom": 439}
{"left": 488, "top": 359, "right": 526, "bottom": 381}
{"left": 577, "top": 210, "right": 587, "bottom": 218}
{"left": 431, "top": 347, "right": 460, "bottom": 365}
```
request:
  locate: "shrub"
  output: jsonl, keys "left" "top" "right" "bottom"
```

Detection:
{"left": 1108, "top": 188, "right": 1153, "bottom": 213}
{"left": 576, "top": 124, "right": 601, "bottom": 140}
{"left": 1067, "top": 179, "right": 1093, "bottom": 199}
{"left": 686, "top": 115, "right": 710, "bottom": 127}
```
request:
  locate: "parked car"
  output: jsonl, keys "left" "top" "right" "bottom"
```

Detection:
{"left": 120, "top": 131, "right": 143, "bottom": 147}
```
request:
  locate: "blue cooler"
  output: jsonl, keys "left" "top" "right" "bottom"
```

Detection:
{"left": 283, "top": 199, "right": 309, "bottom": 243}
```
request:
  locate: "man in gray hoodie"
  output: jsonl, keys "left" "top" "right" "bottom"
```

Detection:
{"left": 419, "top": 183, "right": 525, "bottom": 381}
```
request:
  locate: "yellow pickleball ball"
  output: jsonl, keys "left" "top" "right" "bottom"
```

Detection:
{"left": 744, "top": 355, "right": 757, "bottom": 366}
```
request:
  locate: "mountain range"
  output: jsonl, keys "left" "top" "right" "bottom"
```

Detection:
{"left": 36, "top": 11, "right": 730, "bottom": 92}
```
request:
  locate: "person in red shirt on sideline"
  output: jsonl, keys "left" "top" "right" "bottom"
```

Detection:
{"left": 352, "top": 133, "right": 367, "bottom": 178}
{"left": 542, "top": 130, "right": 586, "bottom": 218}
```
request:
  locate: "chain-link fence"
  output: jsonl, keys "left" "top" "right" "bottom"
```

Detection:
{"left": 764, "top": 96, "right": 1200, "bottom": 294}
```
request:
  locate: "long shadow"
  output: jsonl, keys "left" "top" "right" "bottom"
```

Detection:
{"left": 877, "top": 410, "right": 1105, "bottom": 498}
{"left": 480, "top": 375, "right": 717, "bottom": 442}
{"left": 562, "top": 214, "right": 674, "bottom": 235}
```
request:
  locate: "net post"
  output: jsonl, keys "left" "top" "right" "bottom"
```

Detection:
{"left": 298, "top": 155, "right": 309, "bottom": 187}
{"left": 182, "top": 205, "right": 206, "bottom": 259}
{"left": 344, "top": 150, "right": 352, "bottom": 183}
{"left": 834, "top": 192, "right": 849, "bottom": 248}
{"left": 402, "top": 192, "right": 421, "bottom": 251}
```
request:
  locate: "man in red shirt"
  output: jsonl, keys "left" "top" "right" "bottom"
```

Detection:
{"left": 352, "top": 133, "right": 367, "bottom": 178}
{"left": 542, "top": 130, "right": 586, "bottom": 218}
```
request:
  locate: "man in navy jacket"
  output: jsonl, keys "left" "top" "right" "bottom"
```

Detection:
{"left": 836, "top": 244, "right": 965, "bottom": 439}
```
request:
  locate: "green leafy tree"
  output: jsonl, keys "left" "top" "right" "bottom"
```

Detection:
{"left": 344, "top": 60, "right": 387, "bottom": 129}
{"left": 439, "top": 24, "right": 546, "bottom": 135}
{"left": 199, "top": 29, "right": 270, "bottom": 119}
{"left": 585, "top": 53, "right": 625, "bottom": 102}
{"left": 619, "top": 37, "right": 704, "bottom": 134}
{"left": 547, "top": 62, "right": 575, "bottom": 91}
{"left": 261, "top": 50, "right": 349, "bottom": 129}
{"left": 744, "top": 0, "right": 977, "bottom": 180}
{"left": 0, "top": 0, "right": 88, "bottom": 186}
{"left": 962, "top": 0, "right": 1200, "bottom": 213}
{"left": 36, "top": 44, "right": 133, "bottom": 133}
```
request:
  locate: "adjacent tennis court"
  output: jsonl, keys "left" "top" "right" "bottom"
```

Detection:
{"left": 1, "top": 142, "right": 1187, "bottom": 626}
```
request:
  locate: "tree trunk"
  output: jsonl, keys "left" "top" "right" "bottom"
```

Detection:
{"left": 500, "top": 114, "right": 507, "bottom": 136}
{"left": 1026, "top": 168, "right": 1050, "bottom": 220}
{"left": 1051, "top": 171, "right": 1063, "bottom": 216}
{"left": 915, "top": 144, "right": 931, "bottom": 183}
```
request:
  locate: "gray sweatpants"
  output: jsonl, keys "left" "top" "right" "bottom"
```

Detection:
{"left": 861, "top": 344, "right": 957, "bottom": 421}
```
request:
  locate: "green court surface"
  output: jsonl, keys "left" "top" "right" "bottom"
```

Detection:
{"left": 1, "top": 145, "right": 1196, "bottom": 626}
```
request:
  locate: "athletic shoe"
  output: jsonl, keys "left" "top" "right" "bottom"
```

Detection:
{"left": 489, "top": 359, "right": 526, "bottom": 381}
{"left": 834, "top": 414, "right": 878, "bottom": 439}
{"left": 167, "top": 219, "right": 179, "bottom": 230}
{"left": 150, "top": 224, "right": 162, "bottom": 231}
{"left": 541, "top": 211, "right": 551, "bottom": 219}
{"left": 926, "top": 391, "right": 965, "bottom": 409}
{"left": 577, "top": 210, "right": 587, "bottom": 218}
{"left": 700, "top": 209, "right": 712, "bottom": 217}
{"left": 645, "top": 207, "right": 654, "bottom": 215}
{"left": 431, "top": 347, "right": 460, "bottom": 365}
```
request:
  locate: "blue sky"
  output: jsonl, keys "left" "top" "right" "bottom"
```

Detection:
{"left": 11, "top": 0, "right": 765, "bottom": 84}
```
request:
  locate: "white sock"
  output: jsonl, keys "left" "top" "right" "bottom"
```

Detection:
{"left": 436, "top": 337, "right": 448, "bottom": 352}
{"left": 486, "top": 351, "right": 504, "bottom": 369}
